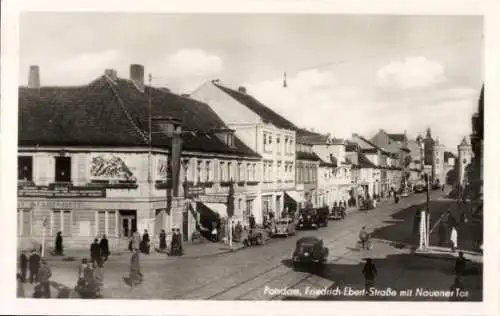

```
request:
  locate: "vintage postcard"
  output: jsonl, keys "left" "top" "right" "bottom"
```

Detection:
{"left": 1, "top": 0, "right": 498, "bottom": 315}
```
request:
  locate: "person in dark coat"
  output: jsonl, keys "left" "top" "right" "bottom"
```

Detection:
{"left": 99, "top": 235, "right": 110, "bottom": 262}
{"left": 176, "top": 229, "right": 183, "bottom": 255}
{"left": 28, "top": 250, "right": 41, "bottom": 284}
{"left": 37, "top": 260, "right": 52, "bottom": 298}
{"left": 362, "top": 258, "right": 377, "bottom": 295}
{"left": 142, "top": 230, "right": 150, "bottom": 255}
{"left": 249, "top": 214, "right": 256, "bottom": 229}
{"left": 19, "top": 250, "right": 28, "bottom": 283}
{"left": 159, "top": 229, "right": 167, "bottom": 252}
{"left": 129, "top": 249, "right": 143, "bottom": 286}
{"left": 90, "top": 239, "right": 101, "bottom": 265}
{"left": 54, "top": 231, "right": 64, "bottom": 256}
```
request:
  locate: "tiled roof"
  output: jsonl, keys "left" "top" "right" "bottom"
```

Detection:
{"left": 214, "top": 83, "right": 298, "bottom": 131}
{"left": 358, "top": 153, "right": 377, "bottom": 169}
{"left": 19, "top": 76, "right": 260, "bottom": 158}
{"left": 296, "top": 151, "right": 321, "bottom": 161}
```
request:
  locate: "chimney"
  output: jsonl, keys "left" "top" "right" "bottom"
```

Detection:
{"left": 130, "top": 64, "right": 144, "bottom": 87}
{"left": 28, "top": 65, "right": 40, "bottom": 89}
{"left": 104, "top": 69, "right": 118, "bottom": 81}
{"left": 238, "top": 86, "right": 247, "bottom": 94}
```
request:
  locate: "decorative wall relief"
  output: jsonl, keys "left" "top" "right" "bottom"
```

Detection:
{"left": 90, "top": 154, "right": 137, "bottom": 182}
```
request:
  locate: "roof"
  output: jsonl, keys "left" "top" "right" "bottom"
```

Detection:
{"left": 387, "top": 133, "right": 407, "bottom": 142}
{"left": 19, "top": 76, "right": 260, "bottom": 158}
{"left": 296, "top": 236, "right": 321, "bottom": 244}
{"left": 358, "top": 153, "right": 377, "bottom": 169}
{"left": 214, "top": 83, "right": 298, "bottom": 130}
{"left": 296, "top": 151, "right": 321, "bottom": 161}
{"left": 444, "top": 151, "right": 457, "bottom": 161}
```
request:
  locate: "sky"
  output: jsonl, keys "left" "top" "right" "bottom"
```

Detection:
{"left": 19, "top": 13, "right": 483, "bottom": 152}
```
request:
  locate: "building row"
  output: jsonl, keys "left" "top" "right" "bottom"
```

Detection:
{"left": 17, "top": 64, "right": 437, "bottom": 248}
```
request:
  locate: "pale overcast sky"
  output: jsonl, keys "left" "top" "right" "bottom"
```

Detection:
{"left": 19, "top": 13, "right": 483, "bottom": 151}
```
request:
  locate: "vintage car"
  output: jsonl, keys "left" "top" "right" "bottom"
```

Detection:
{"left": 329, "top": 206, "right": 346, "bottom": 220}
{"left": 359, "top": 198, "right": 375, "bottom": 211}
{"left": 242, "top": 228, "right": 267, "bottom": 247}
{"left": 292, "top": 236, "right": 329, "bottom": 269}
{"left": 316, "top": 207, "right": 329, "bottom": 227}
{"left": 272, "top": 218, "right": 296, "bottom": 237}
{"left": 296, "top": 209, "right": 319, "bottom": 230}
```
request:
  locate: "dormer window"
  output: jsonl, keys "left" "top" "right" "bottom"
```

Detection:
{"left": 211, "top": 128, "right": 236, "bottom": 148}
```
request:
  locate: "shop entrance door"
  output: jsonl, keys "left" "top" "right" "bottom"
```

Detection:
{"left": 119, "top": 210, "right": 137, "bottom": 238}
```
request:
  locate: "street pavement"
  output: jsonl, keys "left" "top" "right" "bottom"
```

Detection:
{"left": 19, "top": 191, "right": 483, "bottom": 301}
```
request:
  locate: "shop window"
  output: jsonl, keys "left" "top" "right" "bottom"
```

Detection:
{"left": 17, "top": 209, "right": 32, "bottom": 237}
{"left": 96, "top": 210, "right": 118, "bottom": 237}
{"left": 18, "top": 156, "right": 33, "bottom": 181}
{"left": 51, "top": 210, "right": 72, "bottom": 236}
{"left": 55, "top": 157, "right": 71, "bottom": 183}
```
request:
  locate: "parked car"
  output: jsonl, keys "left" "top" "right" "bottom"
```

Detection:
{"left": 292, "top": 236, "right": 329, "bottom": 270}
{"left": 296, "top": 209, "right": 319, "bottom": 230}
{"left": 329, "top": 206, "right": 346, "bottom": 220}
{"left": 272, "top": 218, "right": 296, "bottom": 237}
{"left": 316, "top": 207, "right": 329, "bottom": 227}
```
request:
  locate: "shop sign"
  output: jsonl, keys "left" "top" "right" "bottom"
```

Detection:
{"left": 17, "top": 200, "right": 82, "bottom": 209}
{"left": 195, "top": 195, "right": 227, "bottom": 204}
{"left": 18, "top": 186, "right": 106, "bottom": 198}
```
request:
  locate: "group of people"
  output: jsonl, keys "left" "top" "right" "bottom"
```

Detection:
{"left": 75, "top": 258, "right": 104, "bottom": 298}
{"left": 18, "top": 249, "right": 53, "bottom": 298}
{"left": 90, "top": 235, "right": 111, "bottom": 265}
{"left": 159, "top": 228, "right": 184, "bottom": 256}
{"left": 128, "top": 230, "right": 151, "bottom": 255}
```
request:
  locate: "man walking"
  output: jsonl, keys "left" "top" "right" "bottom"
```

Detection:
{"left": 90, "top": 239, "right": 101, "bottom": 265}
{"left": 359, "top": 227, "right": 370, "bottom": 250}
{"left": 362, "top": 258, "right": 377, "bottom": 296}
{"left": 28, "top": 249, "right": 41, "bottom": 284}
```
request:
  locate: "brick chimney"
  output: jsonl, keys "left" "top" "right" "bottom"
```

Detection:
{"left": 238, "top": 86, "right": 247, "bottom": 94}
{"left": 28, "top": 65, "right": 40, "bottom": 89}
{"left": 104, "top": 68, "right": 118, "bottom": 81}
{"left": 130, "top": 64, "right": 144, "bottom": 88}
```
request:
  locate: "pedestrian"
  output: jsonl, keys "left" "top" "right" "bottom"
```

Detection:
{"left": 249, "top": 214, "right": 256, "bottom": 229}
{"left": 159, "top": 229, "right": 167, "bottom": 253}
{"left": 142, "top": 230, "right": 150, "bottom": 255}
{"left": 362, "top": 258, "right": 377, "bottom": 295}
{"left": 17, "top": 273, "right": 25, "bottom": 298}
{"left": 37, "top": 260, "right": 52, "bottom": 298}
{"left": 54, "top": 231, "right": 64, "bottom": 256}
{"left": 90, "top": 238, "right": 101, "bottom": 265}
{"left": 99, "top": 234, "right": 110, "bottom": 262}
{"left": 132, "top": 230, "right": 141, "bottom": 251}
{"left": 176, "top": 228, "right": 183, "bottom": 255}
{"left": 359, "top": 226, "right": 369, "bottom": 250}
{"left": 19, "top": 250, "right": 28, "bottom": 283}
{"left": 450, "top": 225, "right": 458, "bottom": 252}
{"left": 78, "top": 258, "right": 89, "bottom": 281}
{"left": 211, "top": 224, "right": 218, "bottom": 242}
{"left": 28, "top": 249, "right": 41, "bottom": 284}
{"left": 129, "top": 249, "right": 143, "bottom": 286}
{"left": 453, "top": 251, "right": 468, "bottom": 276}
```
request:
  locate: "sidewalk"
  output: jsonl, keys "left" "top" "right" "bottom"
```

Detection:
{"left": 41, "top": 239, "right": 247, "bottom": 263}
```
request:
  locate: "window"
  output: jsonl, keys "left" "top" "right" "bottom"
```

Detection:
{"left": 227, "top": 162, "right": 232, "bottom": 181}
{"left": 247, "top": 163, "right": 251, "bottom": 181}
{"left": 197, "top": 161, "right": 202, "bottom": 183}
{"left": 17, "top": 209, "right": 32, "bottom": 236}
{"left": 238, "top": 163, "right": 244, "bottom": 181}
{"left": 268, "top": 135, "right": 273, "bottom": 152}
{"left": 277, "top": 161, "right": 282, "bottom": 180}
{"left": 277, "top": 136, "right": 281, "bottom": 153}
{"left": 205, "top": 161, "right": 211, "bottom": 182}
{"left": 51, "top": 210, "right": 72, "bottom": 236}
{"left": 263, "top": 133, "right": 268, "bottom": 152}
{"left": 253, "top": 163, "right": 257, "bottom": 181}
{"left": 55, "top": 157, "right": 71, "bottom": 182}
{"left": 96, "top": 210, "right": 118, "bottom": 237}
{"left": 262, "top": 196, "right": 272, "bottom": 217}
{"left": 219, "top": 162, "right": 225, "bottom": 181}
{"left": 18, "top": 156, "right": 33, "bottom": 181}
{"left": 245, "top": 199, "right": 253, "bottom": 223}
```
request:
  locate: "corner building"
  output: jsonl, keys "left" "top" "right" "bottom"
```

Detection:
{"left": 17, "top": 65, "right": 261, "bottom": 249}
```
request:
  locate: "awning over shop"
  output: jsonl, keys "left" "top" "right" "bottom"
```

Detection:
{"left": 285, "top": 191, "right": 303, "bottom": 203}
{"left": 200, "top": 202, "right": 228, "bottom": 218}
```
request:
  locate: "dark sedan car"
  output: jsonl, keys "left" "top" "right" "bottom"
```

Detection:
{"left": 292, "top": 236, "right": 329, "bottom": 270}
{"left": 296, "top": 209, "right": 319, "bottom": 230}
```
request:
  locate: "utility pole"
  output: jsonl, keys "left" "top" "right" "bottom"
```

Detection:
{"left": 425, "top": 173, "right": 431, "bottom": 247}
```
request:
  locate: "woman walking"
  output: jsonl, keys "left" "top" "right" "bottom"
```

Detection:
{"left": 54, "top": 231, "right": 64, "bottom": 256}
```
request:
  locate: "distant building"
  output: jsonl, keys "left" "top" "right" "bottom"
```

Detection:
{"left": 294, "top": 132, "right": 321, "bottom": 211}
{"left": 457, "top": 137, "right": 473, "bottom": 187}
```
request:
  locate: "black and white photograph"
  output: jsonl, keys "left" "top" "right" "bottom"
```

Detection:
{"left": 1, "top": 1, "right": 498, "bottom": 315}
